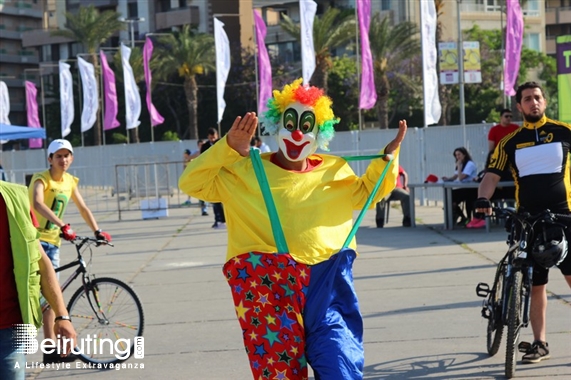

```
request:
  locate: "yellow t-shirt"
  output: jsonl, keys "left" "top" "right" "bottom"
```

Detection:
{"left": 29, "top": 170, "right": 78, "bottom": 246}
{"left": 179, "top": 136, "right": 399, "bottom": 265}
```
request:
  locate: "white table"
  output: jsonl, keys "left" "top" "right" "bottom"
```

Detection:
{"left": 408, "top": 181, "right": 515, "bottom": 229}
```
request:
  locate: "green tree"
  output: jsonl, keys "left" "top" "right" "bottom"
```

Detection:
{"left": 152, "top": 25, "right": 215, "bottom": 140}
{"left": 51, "top": 5, "right": 125, "bottom": 145}
{"left": 369, "top": 14, "right": 419, "bottom": 129}
{"left": 279, "top": 8, "right": 356, "bottom": 92}
{"left": 459, "top": 25, "right": 558, "bottom": 124}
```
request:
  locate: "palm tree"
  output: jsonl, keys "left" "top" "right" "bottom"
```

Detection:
{"left": 368, "top": 14, "right": 419, "bottom": 129}
{"left": 51, "top": 5, "right": 125, "bottom": 145}
{"left": 152, "top": 25, "right": 215, "bottom": 140}
{"left": 280, "top": 8, "right": 355, "bottom": 92}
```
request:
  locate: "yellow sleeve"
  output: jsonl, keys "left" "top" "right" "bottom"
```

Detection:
{"left": 353, "top": 146, "right": 400, "bottom": 209}
{"left": 178, "top": 135, "right": 243, "bottom": 202}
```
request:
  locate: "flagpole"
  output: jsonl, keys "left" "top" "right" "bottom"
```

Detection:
{"left": 456, "top": 0, "right": 467, "bottom": 146}
{"left": 420, "top": 1, "right": 427, "bottom": 128}
{"left": 254, "top": 31, "right": 260, "bottom": 136}
{"left": 354, "top": 4, "right": 362, "bottom": 134}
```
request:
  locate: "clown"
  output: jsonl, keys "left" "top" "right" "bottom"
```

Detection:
{"left": 179, "top": 79, "right": 407, "bottom": 379}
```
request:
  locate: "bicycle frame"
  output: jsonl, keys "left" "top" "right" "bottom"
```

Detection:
{"left": 41, "top": 237, "right": 111, "bottom": 314}
{"left": 500, "top": 221, "right": 534, "bottom": 329}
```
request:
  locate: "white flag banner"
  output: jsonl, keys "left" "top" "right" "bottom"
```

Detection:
{"left": 300, "top": 0, "right": 317, "bottom": 85}
{"left": 420, "top": 0, "right": 442, "bottom": 126}
{"left": 121, "top": 43, "right": 141, "bottom": 130}
{"left": 0, "top": 81, "right": 10, "bottom": 125}
{"left": 77, "top": 57, "right": 98, "bottom": 133}
{"left": 214, "top": 18, "right": 230, "bottom": 124}
{"left": 59, "top": 61, "right": 74, "bottom": 137}
{"left": 0, "top": 80, "right": 9, "bottom": 144}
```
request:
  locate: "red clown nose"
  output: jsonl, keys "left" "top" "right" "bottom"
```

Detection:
{"left": 291, "top": 130, "right": 303, "bottom": 142}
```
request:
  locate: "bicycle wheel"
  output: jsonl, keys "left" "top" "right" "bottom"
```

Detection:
{"left": 486, "top": 264, "right": 505, "bottom": 356}
{"left": 505, "top": 270, "right": 523, "bottom": 379}
{"left": 67, "top": 277, "right": 145, "bottom": 365}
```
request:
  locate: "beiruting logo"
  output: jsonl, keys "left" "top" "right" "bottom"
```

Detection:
{"left": 12, "top": 324, "right": 144, "bottom": 360}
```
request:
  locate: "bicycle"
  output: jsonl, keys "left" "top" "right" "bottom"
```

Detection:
{"left": 41, "top": 236, "right": 145, "bottom": 365}
{"left": 476, "top": 207, "right": 571, "bottom": 379}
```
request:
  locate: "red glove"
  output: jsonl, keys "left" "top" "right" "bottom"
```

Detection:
{"left": 60, "top": 224, "right": 76, "bottom": 241}
{"left": 95, "top": 230, "right": 111, "bottom": 242}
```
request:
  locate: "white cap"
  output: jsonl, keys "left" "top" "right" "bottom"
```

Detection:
{"left": 47, "top": 139, "right": 74, "bottom": 156}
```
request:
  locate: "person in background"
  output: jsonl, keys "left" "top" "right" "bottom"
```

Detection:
{"left": 488, "top": 108, "right": 520, "bottom": 152}
{"left": 28, "top": 139, "right": 111, "bottom": 363}
{"left": 253, "top": 136, "right": 271, "bottom": 153}
{"left": 181, "top": 149, "right": 193, "bottom": 206}
{"left": 442, "top": 147, "right": 477, "bottom": 226}
{"left": 375, "top": 165, "right": 411, "bottom": 227}
{"left": 0, "top": 160, "right": 6, "bottom": 181}
{"left": 1, "top": 180, "right": 76, "bottom": 379}
{"left": 201, "top": 128, "right": 225, "bottom": 227}
{"left": 477, "top": 81, "right": 571, "bottom": 364}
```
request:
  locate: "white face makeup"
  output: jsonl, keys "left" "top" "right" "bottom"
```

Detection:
{"left": 276, "top": 102, "right": 318, "bottom": 162}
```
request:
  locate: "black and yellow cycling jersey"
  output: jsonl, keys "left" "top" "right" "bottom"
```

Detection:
{"left": 487, "top": 115, "right": 571, "bottom": 213}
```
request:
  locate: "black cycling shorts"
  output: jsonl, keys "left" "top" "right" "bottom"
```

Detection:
{"left": 533, "top": 250, "right": 571, "bottom": 286}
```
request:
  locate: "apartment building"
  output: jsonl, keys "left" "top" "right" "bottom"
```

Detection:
{"left": 0, "top": 0, "right": 43, "bottom": 125}
{"left": 546, "top": 0, "right": 571, "bottom": 56}
{"left": 1, "top": 0, "right": 254, "bottom": 129}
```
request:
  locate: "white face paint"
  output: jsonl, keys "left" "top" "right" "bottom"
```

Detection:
{"left": 276, "top": 102, "right": 318, "bottom": 162}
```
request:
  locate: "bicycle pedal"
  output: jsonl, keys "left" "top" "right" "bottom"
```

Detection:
{"left": 518, "top": 341, "right": 531, "bottom": 353}
{"left": 476, "top": 282, "right": 490, "bottom": 298}
{"left": 481, "top": 306, "right": 491, "bottom": 320}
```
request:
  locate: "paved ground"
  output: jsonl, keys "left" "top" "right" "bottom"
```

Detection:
{"left": 24, "top": 197, "right": 570, "bottom": 380}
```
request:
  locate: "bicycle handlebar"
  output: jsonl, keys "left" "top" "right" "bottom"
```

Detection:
{"left": 61, "top": 234, "right": 114, "bottom": 248}
{"left": 493, "top": 207, "right": 571, "bottom": 225}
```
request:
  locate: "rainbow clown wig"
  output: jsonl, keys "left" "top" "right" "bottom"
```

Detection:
{"left": 262, "top": 78, "right": 339, "bottom": 151}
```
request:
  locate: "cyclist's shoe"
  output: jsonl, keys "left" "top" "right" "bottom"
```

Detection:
{"left": 43, "top": 352, "right": 78, "bottom": 364}
{"left": 466, "top": 218, "right": 486, "bottom": 229}
{"left": 522, "top": 340, "right": 550, "bottom": 363}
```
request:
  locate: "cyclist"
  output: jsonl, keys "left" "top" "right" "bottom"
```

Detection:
{"left": 1, "top": 180, "right": 76, "bottom": 378}
{"left": 28, "top": 139, "right": 111, "bottom": 364}
{"left": 476, "top": 82, "right": 571, "bottom": 364}
{"left": 180, "top": 79, "right": 406, "bottom": 379}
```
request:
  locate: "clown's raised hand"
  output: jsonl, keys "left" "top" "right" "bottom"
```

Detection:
{"left": 383, "top": 120, "right": 408, "bottom": 161}
{"left": 227, "top": 112, "right": 259, "bottom": 157}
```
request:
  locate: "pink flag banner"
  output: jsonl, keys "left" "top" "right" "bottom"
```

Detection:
{"left": 357, "top": 0, "right": 376, "bottom": 110}
{"left": 504, "top": 0, "right": 524, "bottom": 96}
{"left": 254, "top": 10, "right": 272, "bottom": 114}
{"left": 143, "top": 37, "right": 164, "bottom": 127}
{"left": 99, "top": 50, "right": 120, "bottom": 131}
{"left": 25, "top": 81, "right": 43, "bottom": 148}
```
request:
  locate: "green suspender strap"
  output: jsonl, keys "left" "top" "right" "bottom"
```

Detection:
{"left": 341, "top": 154, "right": 393, "bottom": 248}
{"left": 251, "top": 148, "right": 290, "bottom": 254}
{"left": 250, "top": 148, "right": 394, "bottom": 253}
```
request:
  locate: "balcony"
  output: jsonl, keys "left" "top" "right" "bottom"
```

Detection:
{"left": 0, "top": 51, "right": 39, "bottom": 64}
{"left": 155, "top": 7, "right": 200, "bottom": 31}
{"left": 0, "top": 4, "right": 42, "bottom": 18}
{"left": 546, "top": 37, "right": 556, "bottom": 55}
{"left": 546, "top": 6, "right": 571, "bottom": 25}
{"left": 21, "top": 28, "right": 73, "bottom": 48}
{"left": 0, "top": 29, "right": 21, "bottom": 40}
{"left": 265, "top": 24, "right": 296, "bottom": 45}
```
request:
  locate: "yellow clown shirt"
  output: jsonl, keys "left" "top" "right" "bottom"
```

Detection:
{"left": 28, "top": 170, "right": 79, "bottom": 247}
{"left": 179, "top": 136, "right": 399, "bottom": 265}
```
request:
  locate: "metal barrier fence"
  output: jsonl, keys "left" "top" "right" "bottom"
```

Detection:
{"left": 1, "top": 123, "right": 497, "bottom": 218}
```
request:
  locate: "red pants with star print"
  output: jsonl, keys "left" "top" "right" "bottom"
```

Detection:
{"left": 223, "top": 252, "right": 311, "bottom": 380}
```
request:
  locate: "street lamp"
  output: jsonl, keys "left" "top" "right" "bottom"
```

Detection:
{"left": 119, "top": 17, "right": 145, "bottom": 48}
